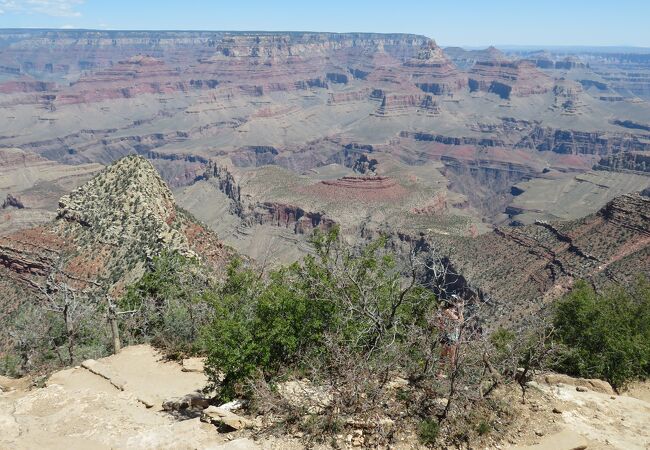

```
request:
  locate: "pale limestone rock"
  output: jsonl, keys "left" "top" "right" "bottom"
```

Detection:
{"left": 202, "top": 406, "right": 252, "bottom": 430}
{"left": 0, "top": 412, "right": 20, "bottom": 441}
{"left": 81, "top": 359, "right": 127, "bottom": 391}
{"left": 204, "top": 438, "right": 262, "bottom": 450}
{"left": 543, "top": 373, "right": 614, "bottom": 395}
{"left": 276, "top": 379, "right": 332, "bottom": 414}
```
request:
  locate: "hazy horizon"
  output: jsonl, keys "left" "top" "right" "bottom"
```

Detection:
{"left": 0, "top": 0, "right": 648, "bottom": 47}
{"left": 2, "top": 28, "right": 650, "bottom": 53}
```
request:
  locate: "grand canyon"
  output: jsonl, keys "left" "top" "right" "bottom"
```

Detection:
{"left": 0, "top": 27, "right": 649, "bottom": 450}
{"left": 1, "top": 29, "right": 648, "bottom": 299}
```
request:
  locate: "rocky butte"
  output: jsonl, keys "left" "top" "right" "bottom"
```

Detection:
{"left": 0, "top": 156, "right": 232, "bottom": 324}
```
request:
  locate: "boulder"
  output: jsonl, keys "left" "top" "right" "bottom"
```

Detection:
{"left": 276, "top": 379, "right": 332, "bottom": 414}
{"left": 542, "top": 374, "right": 614, "bottom": 395}
{"left": 201, "top": 406, "right": 252, "bottom": 431}
{"left": 162, "top": 392, "right": 211, "bottom": 412}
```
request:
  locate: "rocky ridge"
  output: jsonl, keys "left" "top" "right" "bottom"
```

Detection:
{"left": 432, "top": 192, "right": 650, "bottom": 326}
{"left": 0, "top": 155, "right": 231, "bottom": 306}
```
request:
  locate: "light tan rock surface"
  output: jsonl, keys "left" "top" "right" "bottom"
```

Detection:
{"left": 182, "top": 356, "right": 206, "bottom": 373}
{"left": 2, "top": 346, "right": 648, "bottom": 450}
{"left": 202, "top": 406, "right": 253, "bottom": 430}
{"left": 0, "top": 345, "right": 224, "bottom": 449}
{"left": 506, "top": 378, "right": 650, "bottom": 450}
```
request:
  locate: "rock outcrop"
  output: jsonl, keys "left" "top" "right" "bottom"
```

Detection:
{"left": 515, "top": 127, "right": 650, "bottom": 155}
{"left": 468, "top": 60, "right": 553, "bottom": 99}
{"left": 1, "top": 194, "right": 24, "bottom": 209}
{"left": 304, "top": 176, "right": 408, "bottom": 202}
{"left": 0, "top": 155, "right": 232, "bottom": 306}
{"left": 437, "top": 192, "right": 650, "bottom": 326}
{"left": 250, "top": 202, "right": 336, "bottom": 234}
{"left": 596, "top": 151, "right": 650, "bottom": 174}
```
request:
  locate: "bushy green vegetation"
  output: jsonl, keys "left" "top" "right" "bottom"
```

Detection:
{"left": 120, "top": 250, "right": 211, "bottom": 358}
{"left": 552, "top": 278, "right": 650, "bottom": 390}
{"left": 1, "top": 291, "right": 110, "bottom": 375}
{"left": 4, "top": 223, "right": 648, "bottom": 447}
{"left": 201, "top": 228, "right": 438, "bottom": 402}
{"left": 418, "top": 418, "right": 441, "bottom": 445}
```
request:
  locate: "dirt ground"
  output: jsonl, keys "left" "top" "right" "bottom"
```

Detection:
{"left": 1, "top": 345, "right": 648, "bottom": 450}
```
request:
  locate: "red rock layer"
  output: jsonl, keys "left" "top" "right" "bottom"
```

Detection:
{"left": 303, "top": 176, "right": 408, "bottom": 202}
{"left": 468, "top": 61, "right": 553, "bottom": 99}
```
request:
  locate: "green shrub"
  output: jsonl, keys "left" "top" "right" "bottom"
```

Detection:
{"left": 201, "top": 254, "right": 337, "bottom": 400}
{"left": 476, "top": 420, "right": 491, "bottom": 436}
{"left": 553, "top": 278, "right": 650, "bottom": 390}
{"left": 201, "top": 228, "right": 438, "bottom": 404}
{"left": 121, "top": 250, "right": 210, "bottom": 356}
{"left": 0, "top": 354, "right": 21, "bottom": 378}
{"left": 418, "top": 418, "right": 440, "bottom": 445}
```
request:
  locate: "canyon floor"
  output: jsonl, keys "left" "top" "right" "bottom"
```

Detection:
{"left": 0, "top": 345, "right": 648, "bottom": 450}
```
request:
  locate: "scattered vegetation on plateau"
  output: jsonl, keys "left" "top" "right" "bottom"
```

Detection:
{"left": 2, "top": 225, "right": 648, "bottom": 447}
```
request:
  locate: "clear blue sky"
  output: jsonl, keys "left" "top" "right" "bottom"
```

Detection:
{"left": 0, "top": 0, "right": 648, "bottom": 47}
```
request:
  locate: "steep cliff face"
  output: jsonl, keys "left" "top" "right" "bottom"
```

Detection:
{"left": 199, "top": 161, "right": 244, "bottom": 215}
{"left": 516, "top": 128, "right": 650, "bottom": 155}
{"left": 400, "top": 131, "right": 507, "bottom": 148}
{"left": 0, "top": 30, "right": 460, "bottom": 104}
{"left": 596, "top": 152, "right": 650, "bottom": 174}
{"left": 468, "top": 60, "right": 553, "bottom": 99}
{"left": 440, "top": 155, "right": 539, "bottom": 217}
{"left": 250, "top": 202, "right": 336, "bottom": 235}
{"left": 373, "top": 92, "right": 440, "bottom": 116}
{"left": 326, "top": 146, "right": 378, "bottom": 174}
{"left": 438, "top": 192, "right": 650, "bottom": 325}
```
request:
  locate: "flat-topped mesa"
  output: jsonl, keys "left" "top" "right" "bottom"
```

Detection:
{"left": 0, "top": 30, "right": 433, "bottom": 69}
{"left": 296, "top": 176, "right": 408, "bottom": 202}
{"left": 199, "top": 32, "right": 433, "bottom": 61}
{"left": 299, "top": 175, "right": 408, "bottom": 202}
{"left": 321, "top": 176, "right": 399, "bottom": 189}
{"left": 1, "top": 30, "right": 456, "bottom": 104}
{"left": 373, "top": 91, "right": 440, "bottom": 116}
{"left": 468, "top": 60, "right": 553, "bottom": 99}
{"left": 251, "top": 202, "right": 336, "bottom": 235}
